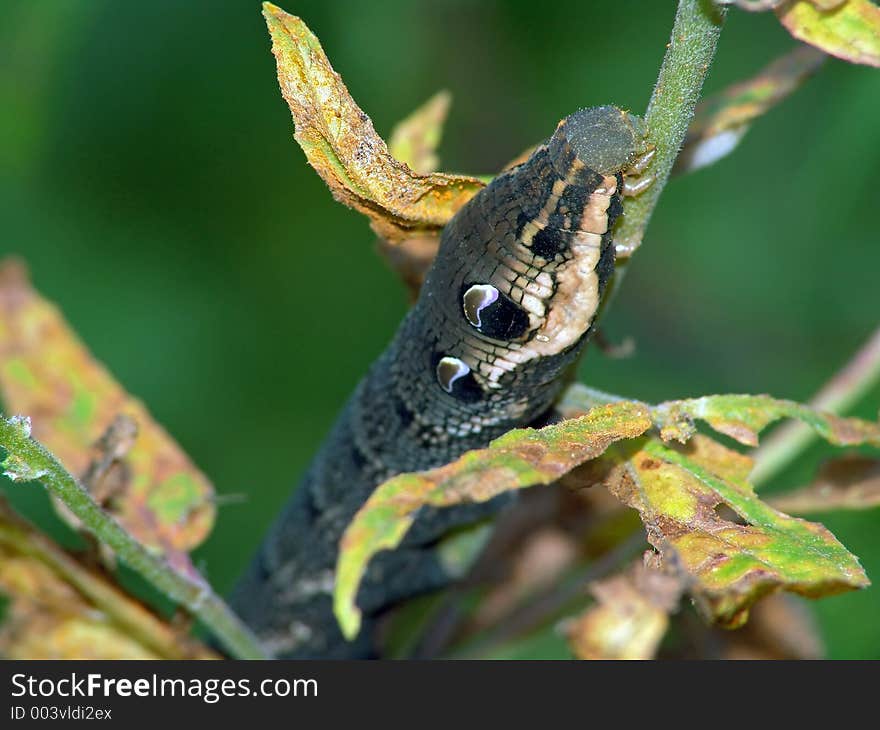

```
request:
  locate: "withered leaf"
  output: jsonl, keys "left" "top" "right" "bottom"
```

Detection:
{"left": 336, "top": 388, "right": 878, "bottom": 639}
{"left": 262, "top": 3, "right": 484, "bottom": 242}
{"left": 0, "top": 259, "right": 216, "bottom": 560}
{"left": 603, "top": 436, "right": 868, "bottom": 628}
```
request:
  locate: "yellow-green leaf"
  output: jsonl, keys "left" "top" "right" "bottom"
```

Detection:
{"left": 388, "top": 91, "right": 451, "bottom": 175}
{"left": 336, "top": 387, "right": 879, "bottom": 639}
{"left": 334, "top": 401, "right": 653, "bottom": 639}
{"left": 262, "top": 3, "right": 484, "bottom": 241}
{"left": 652, "top": 393, "right": 880, "bottom": 448}
{"left": 777, "top": 0, "right": 880, "bottom": 68}
{"left": 0, "top": 260, "right": 216, "bottom": 560}
{"left": 603, "top": 435, "right": 869, "bottom": 628}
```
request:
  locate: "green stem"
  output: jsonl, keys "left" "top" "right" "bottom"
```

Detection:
{"left": 751, "top": 326, "right": 880, "bottom": 486}
{"left": 592, "top": 0, "right": 725, "bottom": 338}
{"left": 615, "top": 0, "right": 727, "bottom": 254}
{"left": 0, "top": 415, "right": 268, "bottom": 660}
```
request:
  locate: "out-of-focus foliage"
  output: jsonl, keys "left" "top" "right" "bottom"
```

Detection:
{"left": 388, "top": 91, "right": 453, "bottom": 175}
{"left": 0, "top": 260, "right": 216, "bottom": 565}
{"left": 0, "top": 497, "right": 214, "bottom": 659}
{"left": 676, "top": 45, "right": 825, "bottom": 173}
{"left": 770, "top": 456, "right": 880, "bottom": 513}
{"left": 777, "top": 0, "right": 880, "bottom": 67}
{"left": 565, "top": 557, "right": 682, "bottom": 660}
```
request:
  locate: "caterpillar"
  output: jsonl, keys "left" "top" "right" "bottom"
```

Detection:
{"left": 231, "top": 105, "right": 652, "bottom": 658}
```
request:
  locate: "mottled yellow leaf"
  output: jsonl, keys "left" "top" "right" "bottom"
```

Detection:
{"left": 0, "top": 260, "right": 216, "bottom": 561}
{"left": 262, "top": 3, "right": 484, "bottom": 241}
{"left": 336, "top": 387, "right": 879, "bottom": 639}
{"left": 602, "top": 436, "right": 869, "bottom": 628}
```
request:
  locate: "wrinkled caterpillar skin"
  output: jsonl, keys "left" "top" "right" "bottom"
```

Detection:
{"left": 231, "top": 106, "right": 646, "bottom": 658}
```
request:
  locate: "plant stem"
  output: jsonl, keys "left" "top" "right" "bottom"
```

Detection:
{"left": 593, "top": 0, "right": 725, "bottom": 336}
{"left": 751, "top": 326, "right": 880, "bottom": 487}
{"left": 0, "top": 416, "right": 268, "bottom": 659}
{"left": 615, "top": 0, "right": 727, "bottom": 254}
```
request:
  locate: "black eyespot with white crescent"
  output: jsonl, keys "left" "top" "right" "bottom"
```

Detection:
{"left": 461, "top": 283, "right": 530, "bottom": 341}
{"left": 435, "top": 355, "right": 483, "bottom": 402}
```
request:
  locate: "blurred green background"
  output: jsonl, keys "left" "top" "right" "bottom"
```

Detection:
{"left": 2, "top": 0, "right": 879, "bottom": 658}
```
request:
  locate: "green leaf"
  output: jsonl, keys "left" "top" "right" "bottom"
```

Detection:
{"left": 603, "top": 435, "right": 869, "bottom": 627}
{"left": 777, "top": 0, "right": 880, "bottom": 68}
{"left": 335, "top": 389, "right": 880, "bottom": 639}
{"left": 334, "top": 401, "right": 654, "bottom": 639}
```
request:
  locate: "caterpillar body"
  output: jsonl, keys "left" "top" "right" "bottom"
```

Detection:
{"left": 231, "top": 105, "right": 648, "bottom": 658}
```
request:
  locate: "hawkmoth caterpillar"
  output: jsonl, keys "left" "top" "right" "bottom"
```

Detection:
{"left": 231, "top": 105, "right": 651, "bottom": 658}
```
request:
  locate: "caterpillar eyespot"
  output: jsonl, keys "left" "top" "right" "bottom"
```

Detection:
{"left": 435, "top": 355, "right": 483, "bottom": 402}
{"left": 462, "top": 283, "right": 531, "bottom": 341}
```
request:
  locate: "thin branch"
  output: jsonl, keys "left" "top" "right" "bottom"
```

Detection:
{"left": 614, "top": 0, "right": 727, "bottom": 255}
{"left": 751, "top": 326, "right": 880, "bottom": 487}
{"left": 0, "top": 415, "right": 268, "bottom": 660}
{"left": 593, "top": 0, "right": 726, "bottom": 335}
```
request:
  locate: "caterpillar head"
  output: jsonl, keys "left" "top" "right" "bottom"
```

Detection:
{"left": 550, "top": 105, "right": 647, "bottom": 177}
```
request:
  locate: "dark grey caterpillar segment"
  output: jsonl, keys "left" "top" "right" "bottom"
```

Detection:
{"left": 231, "top": 106, "right": 645, "bottom": 658}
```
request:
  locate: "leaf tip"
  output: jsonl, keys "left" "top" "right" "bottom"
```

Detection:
{"left": 333, "top": 591, "right": 362, "bottom": 641}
